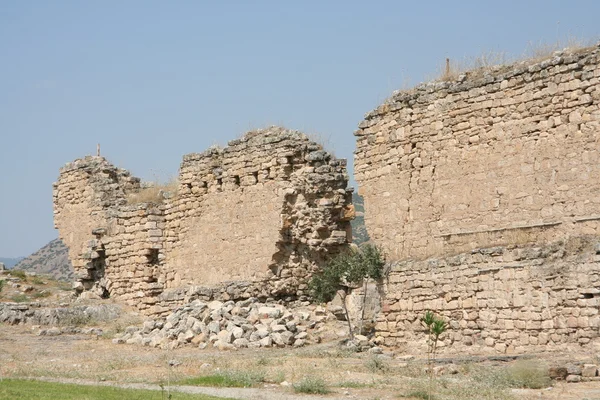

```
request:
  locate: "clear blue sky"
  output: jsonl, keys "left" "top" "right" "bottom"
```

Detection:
{"left": 1, "top": 1, "right": 599, "bottom": 257}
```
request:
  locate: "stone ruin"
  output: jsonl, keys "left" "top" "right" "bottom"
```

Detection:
{"left": 355, "top": 44, "right": 600, "bottom": 353}
{"left": 52, "top": 43, "right": 600, "bottom": 356}
{"left": 53, "top": 127, "right": 353, "bottom": 316}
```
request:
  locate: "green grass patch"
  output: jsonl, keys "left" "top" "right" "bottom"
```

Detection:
{"left": 335, "top": 380, "right": 374, "bottom": 388}
{"left": 10, "top": 294, "right": 29, "bottom": 303}
{"left": 180, "top": 370, "right": 265, "bottom": 388}
{"left": 8, "top": 270, "right": 27, "bottom": 281}
{"left": 32, "top": 290, "right": 51, "bottom": 299}
{"left": 402, "top": 390, "right": 437, "bottom": 400}
{"left": 0, "top": 379, "right": 229, "bottom": 400}
{"left": 293, "top": 376, "right": 331, "bottom": 394}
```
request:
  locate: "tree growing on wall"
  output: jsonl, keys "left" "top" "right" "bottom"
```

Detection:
{"left": 308, "top": 244, "right": 386, "bottom": 340}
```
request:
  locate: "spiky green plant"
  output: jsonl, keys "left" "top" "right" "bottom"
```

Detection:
{"left": 421, "top": 311, "right": 449, "bottom": 400}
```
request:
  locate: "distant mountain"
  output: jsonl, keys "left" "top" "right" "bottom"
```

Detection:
{"left": 351, "top": 193, "right": 370, "bottom": 245}
{"left": 0, "top": 257, "right": 23, "bottom": 269}
{"left": 14, "top": 238, "right": 73, "bottom": 281}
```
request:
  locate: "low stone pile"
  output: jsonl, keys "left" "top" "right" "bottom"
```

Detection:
{"left": 113, "top": 298, "right": 323, "bottom": 350}
{"left": 0, "top": 302, "right": 121, "bottom": 326}
{"left": 550, "top": 363, "right": 600, "bottom": 383}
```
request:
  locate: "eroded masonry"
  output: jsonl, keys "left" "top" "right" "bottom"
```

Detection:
{"left": 356, "top": 44, "right": 600, "bottom": 353}
{"left": 53, "top": 127, "right": 353, "bottom": 315}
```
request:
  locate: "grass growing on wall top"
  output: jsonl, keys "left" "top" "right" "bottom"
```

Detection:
{"left": 127, "top": 179, "right": 178, "bottom": 205}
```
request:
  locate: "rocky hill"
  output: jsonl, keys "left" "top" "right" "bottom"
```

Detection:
{"left": 14, "top": 238, "right": 73, "bottom": 281}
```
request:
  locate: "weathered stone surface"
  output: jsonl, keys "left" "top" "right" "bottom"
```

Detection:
{"left": 354, "top": 45, "right": 600, "bottom": 354}
{"left": 355, "top": 45, "right": 600, "bottom": 261}
{"left": 582, "top": 364, "right": 598, "bottom": 378}
{"left": 374, "top": 237, "right": 600, "bottom": 353}
{"left": 54, "top": 127, "right": 352, "bottom": 314}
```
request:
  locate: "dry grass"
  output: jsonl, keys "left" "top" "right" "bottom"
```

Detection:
{"left": 436, "top": 36, "right": 598, "bottom": 82}
{"left": 126, "top": 179, "right": 178, "bottom": 205}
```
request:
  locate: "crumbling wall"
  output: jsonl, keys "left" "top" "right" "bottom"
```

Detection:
{"left": 53, "top": 157, "right": 141, "bottom": 296}
{"left": 53, "top": 127, "right": 353, "bottom": 315}
{"left": 355, "top": 44, "right": 600, "bottom": 260}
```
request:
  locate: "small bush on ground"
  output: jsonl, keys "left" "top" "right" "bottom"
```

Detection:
{"left": 365, "top": 355, "right": 390, "bottom": 373}
{"left": 293, "top": 376, "right": 331, "bottom": 394}
{"left": 502, "top": 359, "right": 551, "bottom": 389}
{"left": 0, "top": 279, "right": 5, "bottom": 294}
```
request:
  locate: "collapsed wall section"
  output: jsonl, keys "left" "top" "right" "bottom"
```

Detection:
{"left": 53, "top": 156, "right": 141, "bottom": 297}
{"left": 53, "top": 127, "right": 353, "bottom": 314}
{"left": 157, "top": 127, "right": 353, "bottom": 311}
{"left": 355, "top": 44, "right": 600, "bottom": 260}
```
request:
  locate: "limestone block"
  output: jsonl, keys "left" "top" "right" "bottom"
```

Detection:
{"left": 582, "top": 364, "right": 598, "bottom": 378}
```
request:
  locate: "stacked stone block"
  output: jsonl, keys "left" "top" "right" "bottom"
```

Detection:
{"left": 355, "top": 44, "right": 600, "bottom": 260}
{"left": 376, "top": 239, "right": 600, "bottom": 353}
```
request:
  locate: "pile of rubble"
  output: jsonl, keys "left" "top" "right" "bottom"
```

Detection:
{"left": 113, "top": 298, "right": 325, "bottom": 350}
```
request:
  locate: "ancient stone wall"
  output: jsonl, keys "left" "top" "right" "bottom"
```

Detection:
{"left": 53, "top": 127, "right": 353, "bottom": 315}
{"left": 53, "top": 157, "right": 141, "bottom": 295}
{"left": 376, "top": 238, "right": 600, "bottom": 354}
{"left": 355, "top": 44, "right": 600, "bottom": 260}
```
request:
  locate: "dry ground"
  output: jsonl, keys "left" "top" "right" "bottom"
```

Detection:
{"left": 2, "top": 272, "right": 600, "bottom": 399}
{"left": 1, "top": 323, "right": 600, "bottom": 400}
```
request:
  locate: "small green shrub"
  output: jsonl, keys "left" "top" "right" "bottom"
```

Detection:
{"left": 0, "top": 279, "right": 5, "bottom": 294}
{"left": 309, "top": 243, "right": 385, "bottom": 339}
{"left": 365, "top": 355, "right": 390, "bottom": 373}
{"left": 293, "top": 376, "right": 331, "bottom": 394}
{"left": 256, "top": 356, "right": 270, "bottom": 366}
